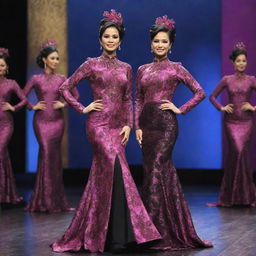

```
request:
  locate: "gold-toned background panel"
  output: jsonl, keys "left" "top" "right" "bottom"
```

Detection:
{"left": 27, "top": 0, "right": 69, "bottom": 167}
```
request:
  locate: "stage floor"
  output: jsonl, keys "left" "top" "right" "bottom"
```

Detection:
{"left": 0, "top": 185, "right": 256, "bottom": 256}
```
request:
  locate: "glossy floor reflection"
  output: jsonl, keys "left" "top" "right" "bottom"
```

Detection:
{"left": 1, "top": 185, "right": 256, "bottom": 256}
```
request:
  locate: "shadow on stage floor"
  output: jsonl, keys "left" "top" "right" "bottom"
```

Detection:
{"left": 1, "top": 170, "right": 256, "bottom": 256}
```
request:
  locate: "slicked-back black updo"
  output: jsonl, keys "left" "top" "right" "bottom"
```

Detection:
{"left": 36, "top": 46, "right": 58, "bottom": 69}
{"left": 150, "top": 25, "right": 176, "bottom": 43}
{"left": 99, "top": 19, "right": 125, "bottom": 41}
{"left": 229, "top": 48, "right": 247, "bottom": 62}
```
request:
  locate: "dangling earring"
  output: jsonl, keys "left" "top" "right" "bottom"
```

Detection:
{"left": 151, "top": 48, "right": 153, "bottom": 53}
{"left": 44, "top": 62, "right": 46, "bottom": 69}
{"left": 6, "top": 69, "right": 9, "bottom": 75}
{"left": 169, "top": 50, "right": 172, "bottom": 54}
{"left": 118, "top": 45, "right": 121, "bottom": 51}
{"left": 100, "top": 45, "right": 102, "bottom": 50}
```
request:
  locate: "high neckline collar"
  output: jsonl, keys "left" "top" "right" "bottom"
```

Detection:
{"left": 235, "top": 71, "right": 246, "bottom": 78}
{"left": 101, "top": 53, "right": 117, "bottom": 60}
{"left": 0, "top": 76, "right": 6, "bottom": 83}
{"left": 153, "top": 56, "right": 169, "bottom": 63}
{"left": 43, "top": 71, "right": 55, "bottom": 76}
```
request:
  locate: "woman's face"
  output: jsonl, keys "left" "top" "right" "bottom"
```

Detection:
{"left": 100, "top": 26, "right": 121, "bottom": 53}
{"left": 0, "top": 58, "right": 8, "bottom": 77}
{"left": 233, "top": 54, "right": 247, "bottom": 72}
{"left": 43, "top": 51, "right": 59, "bottom": 71}
{"left": 151, "top": 31, "right": 171, "bottom": 59}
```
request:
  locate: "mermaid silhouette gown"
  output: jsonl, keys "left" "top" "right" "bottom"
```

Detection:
{"left": 0, "top": 78, "right": 27, "bottom": 205}
{"left": 51, "top": 54, "right": 161, "bottom": 253}
{"left": 23, "top": 73, "right": 79, "bottom": 212}
{"left": 210, "top": 73, "right": 256, "bottom": 206}
{"left": 135, "top": 58, "right": 212, "bottom": 250}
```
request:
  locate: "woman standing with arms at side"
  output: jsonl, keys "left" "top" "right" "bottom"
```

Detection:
{"left": 24, "top": 40, "right": 79, "bottom": 212}
{"left": 0, "top": 48, "right": 27, "bottom": 207}
{"left": 51, "top": 10, "right": 161, "bottom": 253}
{"left": 209, "top": 42, "right": 256, "bottom": 207}
{"left": 135, "top": 16, "right": 212, "bottom": 251}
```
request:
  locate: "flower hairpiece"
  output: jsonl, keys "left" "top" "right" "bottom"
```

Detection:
{"left": 103, "top": 9, "right": 123, "bottom": 26}
{"left": 234, "top": 42, "right": 246, "bottom": 51}
{"left": 0, "top": 48, "right": 9, "bottom": 57}
{"left": 40, "top": 39, "right": 57, "bottom": 51}
{"left": 155, "top": 15, "right": 175, "bottom": 31}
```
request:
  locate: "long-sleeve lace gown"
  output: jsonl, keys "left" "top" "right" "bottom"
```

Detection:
{"left": 210, "top": 73, "right": 256, "bottom": 207}
{"left": 23, "top": 73, "right": 79, "bottom": 212}
{"left": 51, "top": 54, "right": 161, "bottom": 253}
{"left": 0, "top": 78, "right": 27, "bottom": 205}
{"left": 135, "top": 58, "right": 212, "bottom": 250}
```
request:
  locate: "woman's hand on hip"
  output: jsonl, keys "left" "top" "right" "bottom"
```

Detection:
{"left": 83, "top": 100, "right": 103, "bottom": 114}
{"left": 136, "top": 129, "right": 143, "bottom": 147}
{"left": 159, "top": 100, "right": 181, "bottom": 114}
{"left": 1, "top": 102, "right": 15, "bottom": 112}
{"left": 241, "top": 102, "right": 255, "bottom": 112}
{"left": 120, "top": 126, "right": 131, "bottom": 145}
{"left": 53, "top": 100, "right": 65, "bottom": 110}
{"left": 220, "top": 104, "right": 233, "bottom": 113}
{"left": 32, "top": 101, "right": 46, "bottom": 110}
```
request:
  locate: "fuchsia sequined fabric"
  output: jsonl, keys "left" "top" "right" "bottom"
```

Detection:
{"left": 135, "top": 58, "right": 212, "bottom": 250}
{"left": 51, "top": 55, "right": 161, "bottom": 253}
{"left": 0, "top": 78, "right": 27, "bottom": 204}
{"left": 210, "top": 73, "right": 256, "bottom": 206}
{"left": 23, "top": 73, "right": 79, "bottom": 212}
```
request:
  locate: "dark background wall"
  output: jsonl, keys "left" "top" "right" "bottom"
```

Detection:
{"left": 66, "top": 0, "right": 221, "bottom": 169}
{"left": 0, "top": 0, "right": 27, "bottom": 173}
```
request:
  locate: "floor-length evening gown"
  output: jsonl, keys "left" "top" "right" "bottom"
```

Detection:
{"left": 0, "top": 78, "right": 27, "bottom": 205}
{"left": 23, "top": 73, "right": 79, "bottom": 212}
{"left": 210, "top": 73, "right": 256, "bottom": 206}
{"left": 135, "top": 58, "right": 212, "bottom": 250}
{"left": 51, "top": 54, "right": 161, "bottom": 253}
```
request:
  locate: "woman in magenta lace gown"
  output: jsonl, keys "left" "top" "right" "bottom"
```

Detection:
{"left": 209, "top": 42, "right": 256, "bottom": 207}
{"left": 0, "top": 48, "right": 27, "bottom": 207}
{"left": 135, "top": 16, "right": 212, "bottom": 251}
{"left": 24, "top": 40, "right": 79, "bottom": 213}
{"left": 51, "top": 10, "right": 161, "bottom": 253}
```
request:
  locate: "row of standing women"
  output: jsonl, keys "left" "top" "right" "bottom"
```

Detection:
{"left": 0, "top": 9, "right": 255, "bottom": 253}
{"left": 0, "top": 42, "right": 79, "bottom": 212}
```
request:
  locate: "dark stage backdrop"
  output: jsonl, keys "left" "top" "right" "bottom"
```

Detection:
{"left": 0, "top": 0, "right": 27, "bottom": 173}
{"left": 66, "top": 0, "right": 221, "bottom": 169}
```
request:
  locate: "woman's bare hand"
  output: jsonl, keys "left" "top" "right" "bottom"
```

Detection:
{"left": 136, "top": 129, "right": 143, "bottom": 147}
{"left": 32, "top": 101, "right": 46, "bottom": 110}
{"left": 82, "top": 100, "right": 103, "bottom": 114}
{"left": 241, "top": 102, "right": 255, "bottom": 112}
{"left": 53, "top": 100, "right": 65, "bottom": 110}
{"left": 159, "top": 100, "right": 181, "bottom": 114}
{"left": 220, "top": 104, "right": 233, "bottom": 113}
{"left": 120, "top": 126, "right": 131, "bottom": 145}
{"left": 1, "top": 102, "right": 15, "bottom": 112}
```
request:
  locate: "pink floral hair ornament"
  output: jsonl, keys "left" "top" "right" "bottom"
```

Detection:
{"left": 234, "top": 42, "right": 247, "bottom": 51}
{"left": 103, "top": 9, "right": 123, "bottom": 26}
{"left": 0, "top": 48, "right": 10, "bottom": 57}
{"left": 40, "top": 39, "right": 57, "bottom": 51}
{"left": 155, "top": 15, "right": 175, "bottom": 31}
